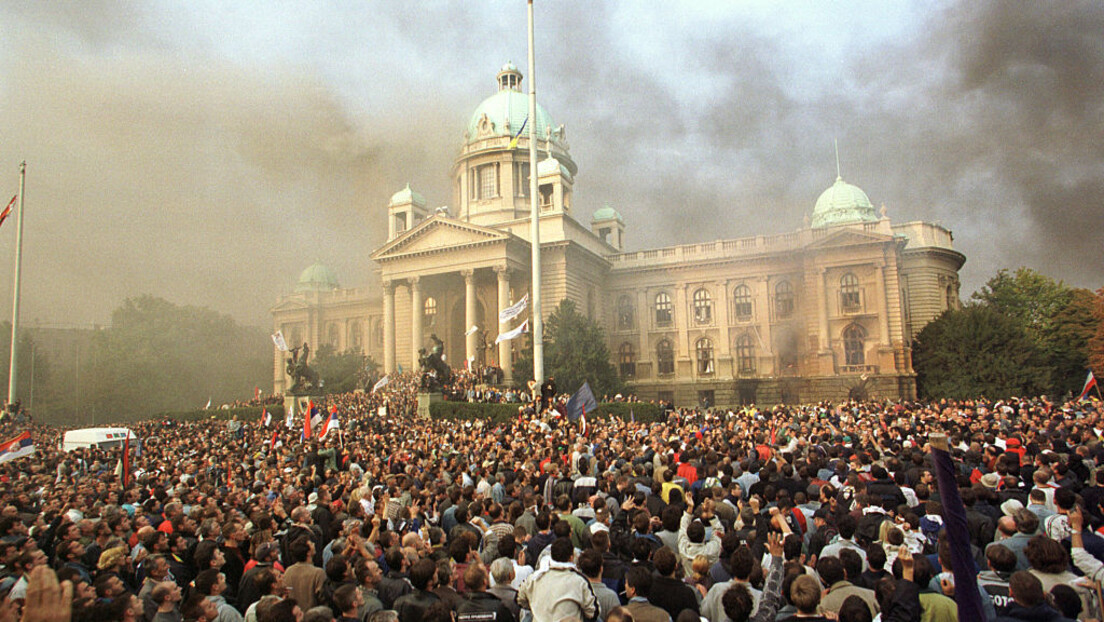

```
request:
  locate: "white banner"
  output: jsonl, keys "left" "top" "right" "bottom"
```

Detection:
{"left": 372, "top": 375, "right": 390, "bottom": 393}
{"left": 465, "top": 325, "right": 479, "bottom": 336}
{"left": 495, "top": 319, "right": 529, "bottom": 344}
{"left": 498, "top": 293, "right": 529, "bottom": 323}
{"left": 271, "top": 330, "right": 289, "bottom": 352}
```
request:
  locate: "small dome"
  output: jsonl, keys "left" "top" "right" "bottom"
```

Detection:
{"left": 389, "top": 183, "right": 426, "bottom": 208}
{"left": 296, "top": 263, "right": 339, "bottom": 292}
{"left": 537, "top": 155, "right": 573, "bottom": 181}
{"left": 811, "top": 177, "right": 877, "bottom": 228}
{"left": 467, "top": 89, "right": 554, "bottom": 144}
{"left": 592, "top": 203, "right": 623, "bottom": 224}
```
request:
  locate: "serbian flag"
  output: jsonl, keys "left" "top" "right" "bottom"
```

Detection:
{"left": 1078, "top": 371, "right": 1098, "bottom": 401}
{"left": 319, "top": 408, "right": 340, "bottom": 440}
{"left": 0, "top": 431, "right": 33, "bottom": 464}
{"left": 0, "top": 196, "right": 14, "bottom": 229}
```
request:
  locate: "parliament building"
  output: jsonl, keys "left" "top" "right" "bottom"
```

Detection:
{"left": 271, "top": 63, "right": 965, "bottom": 407}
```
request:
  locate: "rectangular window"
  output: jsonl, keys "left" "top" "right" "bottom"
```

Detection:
{"left": 515, "top": 163, "right": 530, "bottom": 198}
{"left": 479, "top": 165, "right": 497, "bottom": 200}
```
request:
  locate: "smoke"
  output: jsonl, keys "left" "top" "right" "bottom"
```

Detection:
{"left": 0, "top": 1, "right": 1099, "bottom": 330}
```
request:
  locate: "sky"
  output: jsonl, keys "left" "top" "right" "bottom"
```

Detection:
{"left": 0, "top": 1, "right": 1101, "bottom": 329}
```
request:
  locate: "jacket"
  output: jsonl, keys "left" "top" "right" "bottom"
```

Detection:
{"left": 457, "top": 590, "right": 516, "bottom": 622}
{"left": 676, "top": 513, "right": 724, "bottom": 576}
{"left": 283, "top": 562, "right": 326, "bottom": 611}
{"left": 517, "top": 562, "right": 597, "bottom": 622}
{"left": 648, "top": 575, "right": 698, "bottom": 619}
{"left": 394, "top": 588, "right": 441, "bottom": 622}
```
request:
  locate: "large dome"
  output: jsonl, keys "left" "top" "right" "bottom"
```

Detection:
{"left": 296, "top": 263, "right": 339, "bottom": 292}
{"left": 466, "top": 90, "right": 555, "bottom": 144}
{"left": 811, "top": 177, "right": 878, "bottom": 228}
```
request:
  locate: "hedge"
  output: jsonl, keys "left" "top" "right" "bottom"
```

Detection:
{"left": 429, "top": 401, "right": 664, "bottom": 423}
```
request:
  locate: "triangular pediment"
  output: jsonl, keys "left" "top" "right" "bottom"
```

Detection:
{"left": 371, "top": 215, "right": 513, "bottom": 261}
{"left": 804, "top": 226, "right": 892, "bottom": 250}
{"left": 270, "top": 297, "right": 311, "bottom": 313}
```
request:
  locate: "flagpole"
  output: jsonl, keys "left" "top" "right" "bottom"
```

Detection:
{"left": 527, "top": 0, "right": 544, "bottom": 389}
{"left": 7, "top": 163, "right": 26, "bottom": 409}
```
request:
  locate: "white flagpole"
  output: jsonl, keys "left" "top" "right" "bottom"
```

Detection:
{"left": 528, "top": 0, "right": 544, "bottom": 387}
{"left": 7, "top": 162, "right": 26, "bottom": 408}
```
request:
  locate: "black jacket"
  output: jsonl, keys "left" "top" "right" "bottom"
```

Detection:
{"left": 394, "top": 588, "right": 441, "bottom": 622}
{"left": 378, "top": 571, "right": 413, "bottom": 609}
{"left": 457, "top": 591, "right": 516, "bottom": 622}
{"left": 648, "top": 575, "right": 699, "bottom": 619}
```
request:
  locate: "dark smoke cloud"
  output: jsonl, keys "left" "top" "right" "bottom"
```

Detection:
{"left": 0, "top": 1, "right": 1099, "bottom": 330}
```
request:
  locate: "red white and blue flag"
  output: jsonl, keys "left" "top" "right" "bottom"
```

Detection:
{"left": 0, "top": 431, "right": 34, "bottom": 464}
{"left": 319, "top": 407, "right": 340, "bottom": 440}
{"left": 1079, "top": 371, "right": 1098, "bottom": 401}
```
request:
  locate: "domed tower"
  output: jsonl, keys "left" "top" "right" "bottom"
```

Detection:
{"left": 810, "top": 176, "right": 878, "bottom": 228}
{"left": 591, "top": 203, "right": 625, "bottom": 251}
{"left": 387, "top": 183, "right": 428, "bottom": 240}
{"left": 452, "top": 62, "right": 577, "bottom": 226}
{"left": 295, "top": 262, "right": 340, "bottom": 292}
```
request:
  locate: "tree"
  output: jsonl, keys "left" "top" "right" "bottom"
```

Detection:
{"left": 84, "top": 295, "right": 271, "bottom": 421}
{"left": 913, "top": 305, "right": 1050, "bottom": 399}
{"left": 515, "top": 299, "right": 622, "bottom": 399}
{"left": 311, "top": 344, "right": 377, "bottom": 394}
{"left": 1049, "top": 288, "right": 1101, "bottom": 396}
{"left": 1090, "top": 288, "right": 1104, "bottom": 376}
{"left": 972, "top": 267, "right": 1072, "bottom": 347}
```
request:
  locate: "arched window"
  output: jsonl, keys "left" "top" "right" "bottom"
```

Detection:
{"left": 696, "top": 338, "right": 714, "bottom": 375}
{"left": 327, "top": 323, "right": 340, "bottom": 348}
{"left": 654, "top": 292, "right": 673, "bottom": 327}
{"left": 656, "top": 339, "right": 674, "bottom": 375}
{"left": 424, "top": 297, "right": 437, "bottom": 327}
{"left": 843, "top": 323, "right": 866, "bottom": 366}
{"left": 693, "top": 288, "right": 713, "bottom": 324}
{"left": 840, "top": 273, "right": 861, "bottom": 311}
{"left": 733, "top": 285, "right": 753, "bottom": 321}
{"left": 619, "top": 343, "right": 636, "bottom": 378}
{"left": 736, "top": 333, "right": 756, "bottom": 374}
{"left": 774, "top": 280, "right": 794, "bottom": 319}
{"left": 349, "top": 320, "right": 363, "bottom": 350}
{"left": 617, "top": 295, "right": 635, "bottom": 330}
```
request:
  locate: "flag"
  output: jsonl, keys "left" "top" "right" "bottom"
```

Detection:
{"left": 580, "top": 411, "right": 587, "bottom": 436}
{"left": 0, "top": 196, "right": 14, "bottom": 229}
{"left": 508, "top": 115, "right": 529, "bottom": 150}
{"left": 269, "top": 430, "right": 279, "bottom": 452}
{"left": 320, "top": 408, "right": 340, "bottom": 439}
{"left": 465, "top": 325, "right": 479, "bottom": 337}
{"left": 495, "top": 319, "right": 529, "bottom": 344}
{"left": 566, "top": 381, "right": 598, "bottom": 422}
{"left": 204, "top": 397, "right": 211, "bottom": 410}
{"left": 372, "top": 375, "right": 390, "bottom": 393}
{"left": 0, "top": 432, "right": 34, "bottom": 464}
{"left": 931, "top": 435, "right": 985, "bottom": 622}
{"left": 1078, "top": 371, "right": 1097, "bottom": 401}
{"left": 498, "top": 294, "right": 529, "bottom": 323}
{"left": 304, "top": 401, "right": 314, "bottom": 439}
{"left": 271, "top": 330, "right": 289, "bottom": 352}
{"left": 122, "top": 433, "right": 131, "bottom": 488}
{"left": 285, "top": 406, "right": 294, "bottom": 429}
{"left": 254, "top": 386, "right": 261, "bottom": 400}
{"left": 262, "top": 410, "right": 272, "bottom": 428}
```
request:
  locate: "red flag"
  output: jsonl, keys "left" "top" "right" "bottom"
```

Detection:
{"left": 1078, "top": 371, "right": 1098, "bottom": 401}
{"left": 122, "top": 433, "right": 131, "bottom": 488}
{"left": 254, "top": 386, "right": 260, "bottom": 400}
{"left": 270, "top": 429, "right": 279, "bottom": 452}
{"left": 304, "top": 400, "right": 313, "bottom": 439}
{"left": 0, "top": 196, "right": 13, "bottom": 229}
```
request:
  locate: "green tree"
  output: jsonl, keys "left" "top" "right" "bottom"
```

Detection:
{"left": 972, "top": 267, "right": 1072, "bottom": 346}
{"left": 515, "top": 299, "right": 622, "bottom": 398}
{"left": 84, "top": 295, "right": 271, "bottom": 422}
{"left": 913, "top": 305, "right": 1050, "bottom": 399}
{"left": 311, "top": 344, "right": 377, "bottom": 394}
{"left": 1090, "top": 288, "right": 1104, "bottom": 377}
{"left": 1049, "top": 288, "right": 1101, "bottom": 396}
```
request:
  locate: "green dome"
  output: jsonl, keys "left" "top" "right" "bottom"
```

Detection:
{"left": 466, "top": 89, "right": 554, "bottom": 143}
{"left": 811, "top": 177, "right": 878, "bottom": 228}
{"left": 389, "top": 183, "right": 426, "bottom": 208}
{"left": 592, "top": 204, "right": 623, "bottom": 224}
{"left": 296, "top": 263, "right": 339, "bottom": 292}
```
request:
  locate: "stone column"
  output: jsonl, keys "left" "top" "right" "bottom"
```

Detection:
{"left": 463, "top": 269, "right": 477, "bottom": 368}
{"left": 496, "top": 266, "right": 513, "bottom": 382}
{"left": 382, "top": 280, "right": 396, "bottom": 374}
{"left": 410, "top": 276, "right": 423, "bottom": 366}
{"left": 817, "top": 268, "right": 830, "bottom": 351}
{"left": 874, "top": 264, "right": 891, "bottom": 346}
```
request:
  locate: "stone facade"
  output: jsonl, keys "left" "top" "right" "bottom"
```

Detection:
{"left": 271, "top": 64, "right": 965, "bottom": 407}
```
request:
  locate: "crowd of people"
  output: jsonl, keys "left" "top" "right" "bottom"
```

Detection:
{"left": 0, "top": 372, "right": 1101, "bottom": 622}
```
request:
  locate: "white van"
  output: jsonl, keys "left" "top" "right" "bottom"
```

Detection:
{"left": 60, "top": 428, "right": 137, "bottom": 452}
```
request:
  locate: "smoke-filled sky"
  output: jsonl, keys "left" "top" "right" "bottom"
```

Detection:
{"left": 1, "top": 1, "right": 1101, "bottom": 328}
